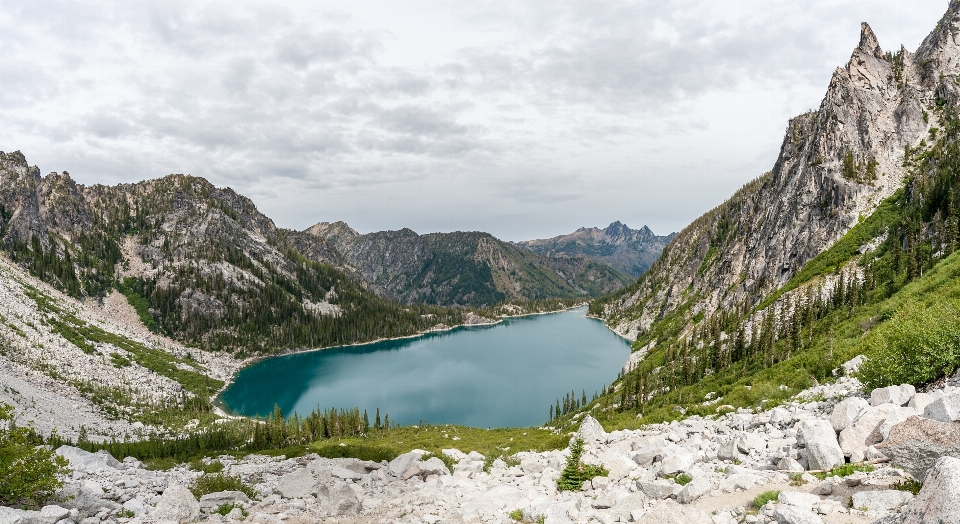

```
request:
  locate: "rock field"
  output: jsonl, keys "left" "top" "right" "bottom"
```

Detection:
{"left": 3, "top": 358, "right": 960, "bottom": 524}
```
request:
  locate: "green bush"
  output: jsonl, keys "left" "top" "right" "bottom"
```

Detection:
{"left": 556, "top": 438, "right": 608, "bottom": 491}
{"left": 857, "top": 300, "right": 960, "bottom": 390}
{"left": 0, "top": 403, "right": 71, "bottom": 508}
{"left": 751, "top": 490, "right": 781, "bottom": 509}
{"left": 189, "top": 473, "right": 256, "bottom": 500}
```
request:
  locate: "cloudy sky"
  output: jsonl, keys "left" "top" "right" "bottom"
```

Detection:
{"left": 0, "top": 1, "right": 949, "bottom": 241}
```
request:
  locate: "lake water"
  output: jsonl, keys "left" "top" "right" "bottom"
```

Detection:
{"left": 218, "top": 307, "right": 631, "bottom": 428}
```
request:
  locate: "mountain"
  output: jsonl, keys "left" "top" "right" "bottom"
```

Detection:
{"left": 516, "top": 221, "right": 676, "bottom": 277}
{"left": 0, "top": 153, "right": 466, "bottom": 353}
{"left": 572, "top": 2, "right": 960, "bottom": 427}
{"left": 304, "top": 221, "right": 633, "bottom": 306}
{"left": 595, "top": 18, "right": 951, "bottom": 342}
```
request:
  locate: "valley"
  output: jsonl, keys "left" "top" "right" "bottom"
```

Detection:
{"left": 3, "top": 1, "right": 960, "bottom": 524}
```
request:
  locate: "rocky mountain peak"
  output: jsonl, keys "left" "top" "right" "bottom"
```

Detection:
{"left": 858, "top": 22, "right": 884, "bottom": 60}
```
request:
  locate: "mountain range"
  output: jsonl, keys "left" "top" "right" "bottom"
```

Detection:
{"left": 516, "top": 221, "right": 675, "bottom": 278}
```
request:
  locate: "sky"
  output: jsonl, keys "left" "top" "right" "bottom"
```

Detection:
{"left": 0, "top": 1, "right": 950, "bottom": 241}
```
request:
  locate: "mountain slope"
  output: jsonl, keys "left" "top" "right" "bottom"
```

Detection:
{"left": 516, "top": 221, "right": 675, "bottom": 277}
{"left": 595, "top": 18, "right": 952, "bottom": 342}
{"left": 565, "top": 1, "right": 960, "bottom": 429}
{"left": 0, "top": 154, "right": 464, "bottom": 353}
{"left": 305, "top": 221, "right": 632, "bottom": 306}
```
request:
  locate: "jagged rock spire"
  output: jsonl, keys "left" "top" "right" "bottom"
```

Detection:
{"left": 858, "top": 22, "right": 883, "bottom": 59}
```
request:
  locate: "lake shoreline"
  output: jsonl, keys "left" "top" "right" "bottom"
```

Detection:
{"left": 215, "top": 301, "right": 629, "bottom": 426}
{"left": 211, "top": 303, "right": 592, "bottom": 416}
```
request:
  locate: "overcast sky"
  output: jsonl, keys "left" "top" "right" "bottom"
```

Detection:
{"left": 0, "top": 1, "right": 949, "bottom": 241}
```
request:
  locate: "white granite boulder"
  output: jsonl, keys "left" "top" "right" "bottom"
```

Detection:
{"left": 900, "top": 456, "right": 960, "bottom": 524}
{"left": 798, "top": 419, "right": 844, "bottom": 470}
{"left": 829, "top": 397, "right": 868, "bottom": 433}
{"left": 871, "top": 384, "right": 915, "bottom": 407}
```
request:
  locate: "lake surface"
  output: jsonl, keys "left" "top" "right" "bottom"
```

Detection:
{"left": 218, "top": 307, "right": 631, "bottom": 428}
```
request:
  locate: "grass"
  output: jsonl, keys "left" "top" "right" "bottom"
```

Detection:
{"left": 306, "top": 424, "right": 568, "bottom": 467}
{"left": 812, "top": 463, "right": 874, "bottom": 480}
{"left": 665, "top": 473, "right": 693, "bottom": 486}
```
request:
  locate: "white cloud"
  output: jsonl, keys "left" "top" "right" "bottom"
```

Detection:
{"left": 0, "top": 0, "right": 949, "bottom": 241}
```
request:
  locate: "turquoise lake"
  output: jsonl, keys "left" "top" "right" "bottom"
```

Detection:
{"left": 218, "top": 307, "right": 631, "bottom": 428}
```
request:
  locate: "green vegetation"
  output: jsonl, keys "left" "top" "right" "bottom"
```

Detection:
{"left": 895, "top": 478, "right": 923, "bottom": 494}
{"left": 117, "top": 277, "right": 157, "bottom": 331}
{"left": 189, "top": 472, "right": 256, "bottom": 500}
{"left": 0, "top": 403, "right": 71, "bottom": 508}
{"left": 812, "top": 463, "right": 874, "bottom": 480}
{"left": 751, "top": 490, "right": 781, "bottom": 510}
{"left": 189, "top": 458, "right": 224, "bottom": 473}
{"left": 858, "top": 300, "right": 960, "bottom": 389}
{"left": 556, "top": 438, "right": 608, "bottom": 491}
{"left": 214, "top": 503, "right": 246, "bottom": 517}
{"left": 665, "top": 473, "right": 693, "bottom": 486}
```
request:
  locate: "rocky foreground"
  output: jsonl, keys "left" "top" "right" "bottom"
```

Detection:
{"left": 3, "top": 359, "right": 960, "bottom": 524}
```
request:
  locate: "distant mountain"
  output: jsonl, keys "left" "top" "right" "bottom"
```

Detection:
{"left": 516, "top": 221, "right": 676, "bottom": 277}
{"left": 305, "top": 221, "right": 633, "bottom": 307}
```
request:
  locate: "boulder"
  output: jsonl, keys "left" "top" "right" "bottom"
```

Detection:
{"left": 276, "top": 468, "right": 320, "bottom": 498}
{"left": 632, "top": 436, "right": 668, "bottom": 466}
{"left": 850, "top": 490, "right": 912, "bottom": 512}
{"left": 339, "top": 458, "right": 381, "bottom": 474}
{"left": 608, "top": 493, "right": 649, "bottom": 523}
{"left": 900, "top": 456, "right": 960, "bottom": 524}
{"left": 676, "top": 476, "right": 712, "bottom": 504}
{"left": 319, "top": 481, "right": 360, "bottom": 516}
{"left": 777, "top": 457, "right": 804, "bottom": 472}
{"left": 388, "top": 450, "right": 425, "bottom": 477}
{"left": 922, "top": 391, "right": 960, "bottom": 422}
{"left": 637, "top": 478, "right": 682, "bottom": 500}
{"left": 872, "top": 406, "right": 917, "bottom": 443}
{"left": 55, "top": 484, "right": 120, "bottom": 518}
{"left": 718, "top": 439, "right": 742, "bottom": 462}
{"left": 660, "top": 448, "right": 696, "bottom": 475}
{"left": 838, "top": 404, "right": 899, "bottom": 456}
{"left": 907, "top": 393, "right": 934, "bottom": 413}
{"left": 738, "top": 433, "right": 766, "bottom": 454}
{"left": 54, "top": 446, "right": 121, "bottom": 471}
{"left": 403, "top": 457, "right": 451, "bottom": 479}
{"left": 797, "top": 420, "right": 844, "bottom": 470}
{"left": 198, "top": 490, "right": 251, "bottom": 513}
{"left": 578, "top": 415, "right": 607, "bottom": 444}
{"left": 871, "top": 385, "right": 916, "bottom": 407}
{"left": 829, "top": 397, "right": 868, "bottom": 433}
{"left": 635, "top": 499, "right": 710, "bottom": 524}
{"left": 877, "top": 416, "right": 960, "bottom": 479}
{"left": 778, "top": 491, "right": 819, "bottom": 509}
{"left": 152, "top": 483, "right": 200, "bottom": 524}
{"left": 773, "top": 505, "right": 824, "bottom": 524}
{"left": 328, "top": 466, "right": 363, "bottom": 481}
{"left": 770, "top": 408, "right": 793, "bottom": 426}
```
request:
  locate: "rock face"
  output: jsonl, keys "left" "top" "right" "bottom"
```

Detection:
{"left": 305, "top": 221, "right": 632, "bottom": 306}
{"left": 598, "top": 10, "right": 949, "bottom": 342}
{"left": 878, "top": 416, "right": 960, "bottom": 479}
{"left": 899, "top": 456, "right": 960, "bottom": 524}
{"left": 516, "top": 221, "right": 676, "bottom": 278}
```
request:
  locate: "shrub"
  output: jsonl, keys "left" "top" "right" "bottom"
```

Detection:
{"left": 556, "top": 438, "right": 608, "bottom": 491}
{"left": 189, "top": 473, "right": 256, "bottom": 500}
{"left": 214, "top": 503, "right": 246, "bottom": 517}
{"left": 0, "top": 403, "right": 71, "bottom": 508}
{"left": 751, "top": 490, "right": 781, "bottom": 509}
{"left": 895, "top": 479, "right": 923, "bottom": 494}
{"left": 858, "top": 300, "right": 960, "bottom": 389}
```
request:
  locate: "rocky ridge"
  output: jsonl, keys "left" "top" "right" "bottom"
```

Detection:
{"left": 599, "top": 4, "right": 960, "bottom": 339}
{"left": 5, "top": 357, "right": 960, "bottom": 524}
{"left": 516, "top": 222, "right": 676, "bottom": 278}
{"left": 304, "top": 222, "right": 632, "bottom": 307}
